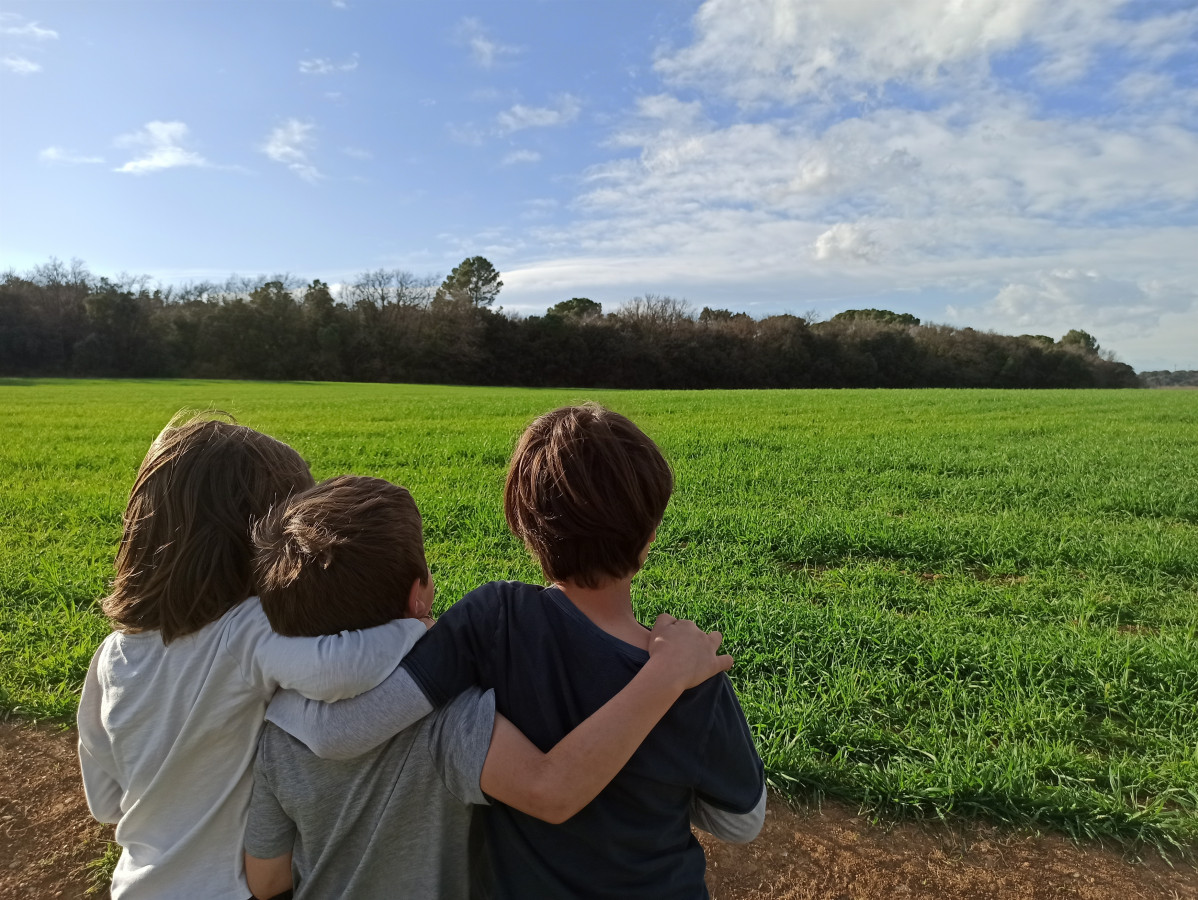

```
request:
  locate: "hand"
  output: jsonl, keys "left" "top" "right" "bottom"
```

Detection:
{"left": 645, "top": 613, "right": 733, "bottom": 691}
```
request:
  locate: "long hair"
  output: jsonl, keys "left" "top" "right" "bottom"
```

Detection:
{"left": 102, "top": 412, "right": 315, "bottom": 643}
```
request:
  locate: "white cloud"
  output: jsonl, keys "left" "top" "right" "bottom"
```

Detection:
{"left": 3, "top": 56, "right": 41, "bottom": 74}
{"left": 261, "top": 119, "right": 322, "bottom": 182}
{"left": 342, "top": 146, "right": 372, "bottom": 160}
{"left": 0, "top": 18, "right": 58, "bottom": 40}
{"left": 502, "top": 149, "right": 542, "bottom": 166}
{"left": 114, "top": 121, "right": 209, "bottom": 174}
{"left": 497, "top": 95, "right": 581, "bottom": 133}
{"left": 299, "top": 54, "right": 358, "bottom": 75}
{"left": 39, "top": 146, "right": 104, "bottom": 165}
{"left": 457, "top": 18, "right": 520, "bottom": 69}
{"left": 813, "top": 223, "right": 880, "bottom": 263}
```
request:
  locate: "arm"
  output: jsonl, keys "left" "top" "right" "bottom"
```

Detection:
{"left": 244, "top": 730, "right": 296, "bottom": 898}
{"left": 77, "top": 650, "right": 124, "bottom": 824}
{"left": 689, "top": 673, "right": 766, "bottom": 842}
{"left": 230, "top": 598, "right": 427, "bottom": 701}
{"left": 691, "top": 787, "right": 767, "bottom": 843}
{"left": 245, "top": 853, "right": 292, "bottom": 900}
{"left": 266, "top": 664, "right": 433, "bottom": 759}
{"left": 267, "top": 587, "right": 501, "bottom": 758}
{"left": 480, "top": 614, "right": 734, "bottom": 824}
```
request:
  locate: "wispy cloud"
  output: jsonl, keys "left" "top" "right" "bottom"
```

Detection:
{"left": 114, "top": 121, "right": 209, "bottom": 174}
{"left": 0, "top": 17, "right": 58, "bottom": 40}
{"left": 40, "top": 146, "right": 104, "bottom": 165}
{"left": 2, "top": 55, "right": 41, "bottom": 75}
{"left": 342, "top": 146, "right": 372, "bottom": 160}
{"left": 457, "top": 18, "right": 520, "bottom": 69}
{"left": 261, "top": 119, "right": 322, "bottom": 182}
{"left": 497, "top": 95, "right": 581, "bottom": 133}
{"left": 502, "top": 149, "right": 542, "bottom": 166}
{"left": 298, "top": 54, "right": 358, "bottom": 75}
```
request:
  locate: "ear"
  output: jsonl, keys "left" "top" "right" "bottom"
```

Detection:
{"left": 406, "top": 573, "right": 434, "bottom": 619}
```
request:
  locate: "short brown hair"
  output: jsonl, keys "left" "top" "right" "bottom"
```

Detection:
{"left": 504, "top": 404, "right": 673, "bottom": 588}
{"left": 103, "top": 412, "right": 315, "bottom": 644}
{"left": 253, "top": 475, "right": 429, "bottom": 637}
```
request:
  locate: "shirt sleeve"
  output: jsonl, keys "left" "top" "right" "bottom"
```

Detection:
{"left": 265, "top": 665, "right": 434, "bottom": 760}
{"left": 400, "top": 584, "right": 502, "bottom": 706}
{"left": 427, "top": 688, "right": 496, "bottom": 807}
{"left": 76, "top": 648, "right": 124, "bottom": 825}
{"left": 692, "top": 675, "right": 765, "bottom": 815}
{"left": 244, "top": 729, "right": 298, "bottom": 860}
{"left": 226, "top": 598, "right": 427, "bottom": 701}
{"left": 691, "top": 786, "right": 766, "bottom": 843}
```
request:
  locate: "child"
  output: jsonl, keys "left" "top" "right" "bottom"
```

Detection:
{"left": 243, "top": 474, "right": 733, "bottom": 899}
{"left": 267, "top": 404, "right": 765, "bottom": 898}
{"left": 76, "top": 413, "right": 430, "bottom": 900}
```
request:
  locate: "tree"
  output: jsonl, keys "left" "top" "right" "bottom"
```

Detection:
{"left": 699, "top": 307, "right": 750, "bottom": 324}
{"left": 434, "top": 256, "right": 503, "bottom": 307}
{"left": 831, "top": 308, "right": 920, "bottom": 327}
{"left": 1060, "top": 329, "right": 1099, "bottom": 355}
{"left": 547, "top": 297, "right": 602, "bottom": 319}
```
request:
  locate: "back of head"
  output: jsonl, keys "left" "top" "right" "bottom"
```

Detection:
{"left": 253, "top": 475, "right": 429, "bottom": 637}
{"left": 504, "top": 404, "right": 673, "bottom": 589}
{"left": 102, "top": 412, "right": 315, "bottom": 643}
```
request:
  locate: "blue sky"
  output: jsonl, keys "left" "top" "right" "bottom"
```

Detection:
{"left": 2, "top": 0, "right": 1196, "bottom": 370}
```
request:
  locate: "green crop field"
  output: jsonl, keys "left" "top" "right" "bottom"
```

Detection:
{"left": 2, "top": 379, "right": 1197, "bottom": 851}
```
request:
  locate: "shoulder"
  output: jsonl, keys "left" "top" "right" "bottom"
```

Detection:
{"left": 220, "top": 596, "right": 267, "bottom": 630}
{"left": 443, "top": 580, "right": 547, "bottom": 622}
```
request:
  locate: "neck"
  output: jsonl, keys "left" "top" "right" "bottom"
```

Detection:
{"left": 554, "top": 574, "right": 648, "bottom": 650}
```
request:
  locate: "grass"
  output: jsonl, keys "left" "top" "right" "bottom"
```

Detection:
{"left": 2, "top": 379, "right": 1196, "bottom": 851}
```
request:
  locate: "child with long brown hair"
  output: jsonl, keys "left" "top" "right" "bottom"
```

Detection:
{"left": 77, "top": 413, "right": 428, "bottom": 900}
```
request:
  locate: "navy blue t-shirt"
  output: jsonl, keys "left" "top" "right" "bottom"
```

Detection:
{"left": 400, "top": 580, "right": 764, "bottom": 900}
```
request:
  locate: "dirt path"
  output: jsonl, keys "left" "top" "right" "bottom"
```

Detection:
{"left": 3, "top": 720, "right": 1194, "bottom": 899}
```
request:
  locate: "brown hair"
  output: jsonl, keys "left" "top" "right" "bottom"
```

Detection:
{"left": 102, "top": 412, "right": 315, "bottom": 643}
{"left": 504, "top": 404, "right": 673, "bottom": 589}
{"left": 253, "top": 475, "right": 429, "bottom": 637}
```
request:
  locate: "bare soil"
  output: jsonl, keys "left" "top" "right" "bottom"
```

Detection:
{"left": 3, "top": 720, "right": 1194, "bottom": 899}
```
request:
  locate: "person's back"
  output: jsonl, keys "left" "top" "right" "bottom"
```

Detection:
{"left": 403, "top": 580, "right": 761, "bottom": 898}
{"left": 248, "top": 694, "right": 490, "bottom": 900}
{"left": 399, "top": 404, "right": 765, "bottom": 898}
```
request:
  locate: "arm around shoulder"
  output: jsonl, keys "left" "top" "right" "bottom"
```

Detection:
{"left": 230, "top": 599, "right": 426, "bottom": 701}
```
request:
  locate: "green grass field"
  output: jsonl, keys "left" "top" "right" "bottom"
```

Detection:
{"left": 2, "top": 379, "right": 1196, "bottom": 851}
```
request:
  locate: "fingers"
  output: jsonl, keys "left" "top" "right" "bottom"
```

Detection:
{"left": 651, "top": 612, "right": 679, "bottom": 630}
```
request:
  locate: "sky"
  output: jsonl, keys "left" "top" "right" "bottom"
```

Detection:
{"left": 1, "top": 0, "right": 1196, "bottom": 371}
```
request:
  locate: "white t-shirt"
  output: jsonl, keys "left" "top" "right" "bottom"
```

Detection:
{"left": 77, "top": 598, "right": 425, "bottom": 900}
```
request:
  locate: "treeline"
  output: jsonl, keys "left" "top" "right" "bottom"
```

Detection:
{"left": 0, "top": 258, "right": 1140, "bottom": 389}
